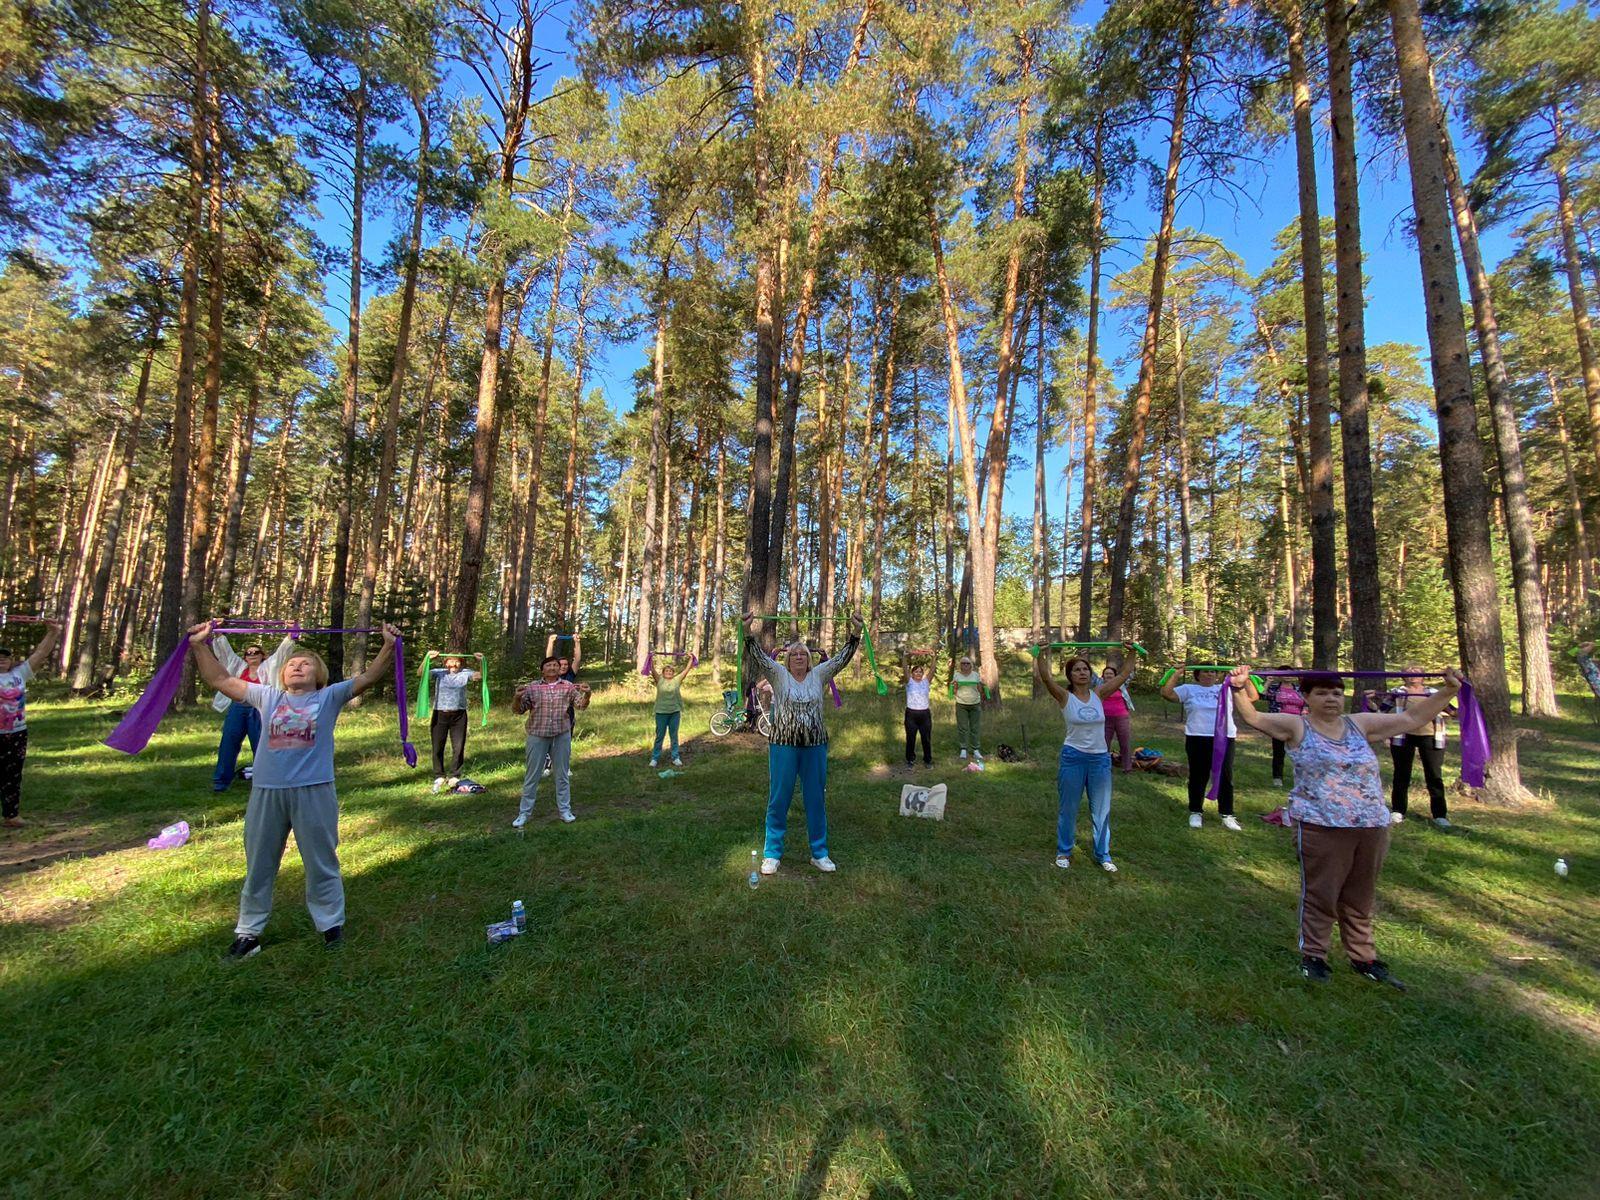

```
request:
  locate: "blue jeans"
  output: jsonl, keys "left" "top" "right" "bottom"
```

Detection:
{"left": 1057, "top": 745, "right": 1112, "bottom": 861}
{"left": 214, "top": 702, "right": 261, "bottom": 790}
{"left": 652, "top": 711, "right": 681, "bottom": 758}
{"left": 765, "top": 743, "right": 829, "bottom": 860}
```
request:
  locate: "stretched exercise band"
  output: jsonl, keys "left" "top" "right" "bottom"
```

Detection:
{"left": 0, "top": 612, "right": 53, "bottom": 625}
{"left": 1028, "top": 640, "right": 1148, "bottom": 658}
{"left": 415, "top": 650, "right": 492, "bottom": 728}
{"left": 640, "top": 648, "right": 696, "bottom": 677}
{"left": 106, "top": 625, "right": 416, "bottom": 766}
{"left": 1208, "top": 670, "right": 1488, "bottom": 797}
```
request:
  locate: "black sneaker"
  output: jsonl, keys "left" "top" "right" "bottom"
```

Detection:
{"left": 1351, "top": 958, "right": 1406, "bottom": 991}
{"left": 224, "top": 935, "right": 262, "bottom": 962}
{"left": 1300, "top": 955, "right": 1331, "bottom": 983}
{"left": 323, "top": 925, "right": 344, "bottom": 950}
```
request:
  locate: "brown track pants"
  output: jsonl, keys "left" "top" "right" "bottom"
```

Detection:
{"left": 1296, "top": 821, "right": 1390, "bottom": 963}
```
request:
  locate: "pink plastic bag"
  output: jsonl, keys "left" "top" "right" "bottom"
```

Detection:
{"left": 146, "top": 820, "right": 190, "bottom": 850}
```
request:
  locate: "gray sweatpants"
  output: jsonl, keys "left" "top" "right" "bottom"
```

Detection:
{"left": 236, "top": 782, "right": 344, "bottom": 936}
{"left": 520, "top": 732, "right": 573, "bottom": 819}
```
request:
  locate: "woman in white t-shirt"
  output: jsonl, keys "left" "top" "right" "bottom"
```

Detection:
{"left": 1035, "top": 642, "right": 1137, "bottom": 872}
{"left": 901, "top": 650, "right": 935, "bottom": 767}
{"left": 1162, "top": 667, "right": 1258, "bottom": 830}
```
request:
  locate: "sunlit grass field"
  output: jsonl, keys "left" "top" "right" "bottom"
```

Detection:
{"left": 1, "top": 660, "right": 1597, "bottom": 1198}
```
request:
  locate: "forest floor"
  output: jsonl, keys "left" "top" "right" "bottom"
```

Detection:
{"left": 2, "top": 662, "right": 1598, "bottom": 1198}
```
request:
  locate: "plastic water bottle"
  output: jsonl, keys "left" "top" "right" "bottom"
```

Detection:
{"left": 748, "top": 849, "right": 760, "bottom": 890}
{"left": 1555, "top": 857, "right": 1569, "bottom": 878}
{"left": 512, "top": 899, "right": 526, "bottom": 932}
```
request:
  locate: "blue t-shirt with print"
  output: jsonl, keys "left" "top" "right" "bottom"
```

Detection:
{"left": 243, "top": 679, "right": 355, "bottom": 788}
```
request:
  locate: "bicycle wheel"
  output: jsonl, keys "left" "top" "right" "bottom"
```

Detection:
{"left": 757, "top": 712, "right": 772, "bottom": 739}
{"left": 710, "top": 710, "right": 735, "bottom": 737}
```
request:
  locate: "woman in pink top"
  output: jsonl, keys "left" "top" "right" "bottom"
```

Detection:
{"left": 1099, "top": 662, "right": 1134, "bottom": 771}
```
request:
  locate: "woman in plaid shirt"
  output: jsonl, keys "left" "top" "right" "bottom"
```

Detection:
{"left": 511, "top": 656, "right": 591, "bottom": 827}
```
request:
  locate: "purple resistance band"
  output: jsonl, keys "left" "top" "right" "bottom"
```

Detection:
{"left": 106, "top": 626, "right": 416, "bottom": 767}
{"left": 640, "top": 649, "right": 697, "bottom": 677}
{"left": 1208, "top": 670, "right": 1489, "bottom": 798}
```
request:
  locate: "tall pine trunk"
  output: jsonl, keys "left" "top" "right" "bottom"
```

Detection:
{"left": 1286, "top": 3, "right": 1338, "bottom": 668}
{"left": 1077, "top": 114, "right": 1105, "bottom": 640}
{"left": 330, "top": 69, "right": 368, "bottom": 676}
{"left": 1387, "top": 0, "right": 1521, "bottom": 800}
{"left": 1438, "top": 104, "right": 1557, "bottom": 715}
{"left": 1326, "top": 0, "right": 1383, "bottom": 676}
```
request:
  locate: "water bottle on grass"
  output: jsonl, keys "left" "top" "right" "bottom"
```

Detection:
{"left": 512, "top": 899, "right": 526, "bottom": 932}
{"left": 748, "top": 849, "right": 760, "bottom": 890}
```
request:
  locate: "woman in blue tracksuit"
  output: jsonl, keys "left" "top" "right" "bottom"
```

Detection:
{"left": 745, "top": 614, "right": 862, "bottom": 877}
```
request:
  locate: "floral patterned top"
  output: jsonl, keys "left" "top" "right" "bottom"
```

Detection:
{"left": 1285, "top": 716, "right": 1387, "bottom": 829}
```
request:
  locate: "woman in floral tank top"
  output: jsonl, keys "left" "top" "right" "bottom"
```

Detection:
{"left": 1228, "top": 666, "right": 1461, "bottom": 990}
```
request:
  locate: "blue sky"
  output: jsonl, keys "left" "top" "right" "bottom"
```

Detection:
{"left": 309, "top": 0, "right": 1508, "bottom": 527}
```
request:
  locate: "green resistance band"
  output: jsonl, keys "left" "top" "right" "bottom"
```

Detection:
{"left": 1158, "top": 665, "right": 1264, "bottom": 690}
{"left": 1028, "top": 641, "right": 1148, "bottom": 658}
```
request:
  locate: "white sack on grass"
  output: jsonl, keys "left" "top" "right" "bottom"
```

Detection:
{"left": 899, "top": 782, "right": 947, "bottom": 821}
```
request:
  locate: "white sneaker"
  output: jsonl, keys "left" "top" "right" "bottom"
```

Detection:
{"left": 810, "top": 856, "right": 837, "bottom": 872}
{"left": 1272, "top": 779, "right": 1284, "bottom": 788}
{"left": 432, "top": 777, "right": 445, "bottom": 794}
{"left": 446, "top": 777, "right": 458, "bottom": 789}
{"left": 1100, "top": 860, "right": 1118, "bottom": 873}
{"left": 560, "top": 811, "right": 576, "bottom": 823}
{"left": 511, "top": 813, "right": 528, "bottom": 829}
{"left": 1221, "top": 815, "right": 1242, "bottom": 832}
{"left": 1433, "top": 816, "right": 1452, "bottom": 829}
{"left": 973, "top": 750, "right": 984, "bottom": 762}
{"left": 649, "top": 758, "right": 658, "bottom": 768}
{"left": 1390, "top": 811, "right": 1405, "bottom": 825}
{"left": 672, "top": 757, "right": 683, "bottom": 767}
{"left": 1189, "top": 813, "right": 1203, "bottom": 829}
{"left": 1055, "top": 854, "right": 1071, "bottom": 869}
{"left": 960, "top": 749, "right": 968, "bottom": 759}
{"left": 760, "top": 857, "right": 780, "bottom": 875}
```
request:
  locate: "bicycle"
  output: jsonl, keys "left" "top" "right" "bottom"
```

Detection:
{"left": 710, "top": 688, "right": 771, "bottom": 739}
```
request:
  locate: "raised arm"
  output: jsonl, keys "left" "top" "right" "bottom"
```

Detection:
{"left": 1228, "top": 667, "right": 1301, "bottom": 742}
{"left": 743, "top": 616, "right": 780, "bottom": 680}
{"left": 569, "top": 637, "right": 582, "bottom": 672}
{"left": 814, "top": 614, "right": 863, "bottom": 685}
{"left": 1033, "top": 646, "right": 1068, "bottom": 706}
{"left": 261, "top": 633, "right": 296, "bottom": 684}
{"left": 26, "top": 619, "right": 62, "bottom": 675}
{"left": 211, "top": 633, "right": 244, "bottom": 677}
{"left": 190, "top": 621, "right": 249, "bottom": 702}
{"left": 467, "top": 652, "right": 484, "bottom": 683}
{"left": 1094, "top": 641, "right": 1138, "bottom": 700}
{"left": 1350, "top": 670, "right": 1463, "bottom": 741}
{"left": 349, "top": 623, "right": 399, "bottom": 698}
{"left": 1161, "top": 670, "right": 1183, "bottom": 703}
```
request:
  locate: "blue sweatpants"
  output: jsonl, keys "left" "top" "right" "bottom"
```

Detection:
{"left": 214, "top": 702, "right": 261, "bottom": 790}
{"left": 764, "top": 742, "right": 829, "bottom": 860}
{"left": 1057, "top": 744, "right": 1112, "bottom": 862}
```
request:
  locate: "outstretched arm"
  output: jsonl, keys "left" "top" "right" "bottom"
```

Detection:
{"left": 350, "top": 623, "right": 400, "bottom": 698}
{"left": 190, "top": 621, "right": 249, "bottom": 702}
{"left": 26, "top": 619, "right": 62, "bottom": 675}
{"left": 1350, "top": 670, "right": 1463, "bottom": 740}
{"left": 815, "top": 614, "right": 864, "bottom": 685}
{"left": 1228, "top": 667, "right": 1300, "bottom": 742}
{"left": 1033, "top": 647, "right": 1068, "bottom": 706}
{"left": 743, "top": 616, "right": 779, "bottom": 680}
{"left": 570, "top": 637, "right": 582, "bottom": 672}
{"left": 1161, "top": 671, "right": 1183, "bottom": 703}
{"left": 1094, "top": 642, "right": 1138, "bottom": 700}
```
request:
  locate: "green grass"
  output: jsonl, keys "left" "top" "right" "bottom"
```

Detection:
{"left": 2, "top": 665, "right": 1598, "bottom": 1198}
